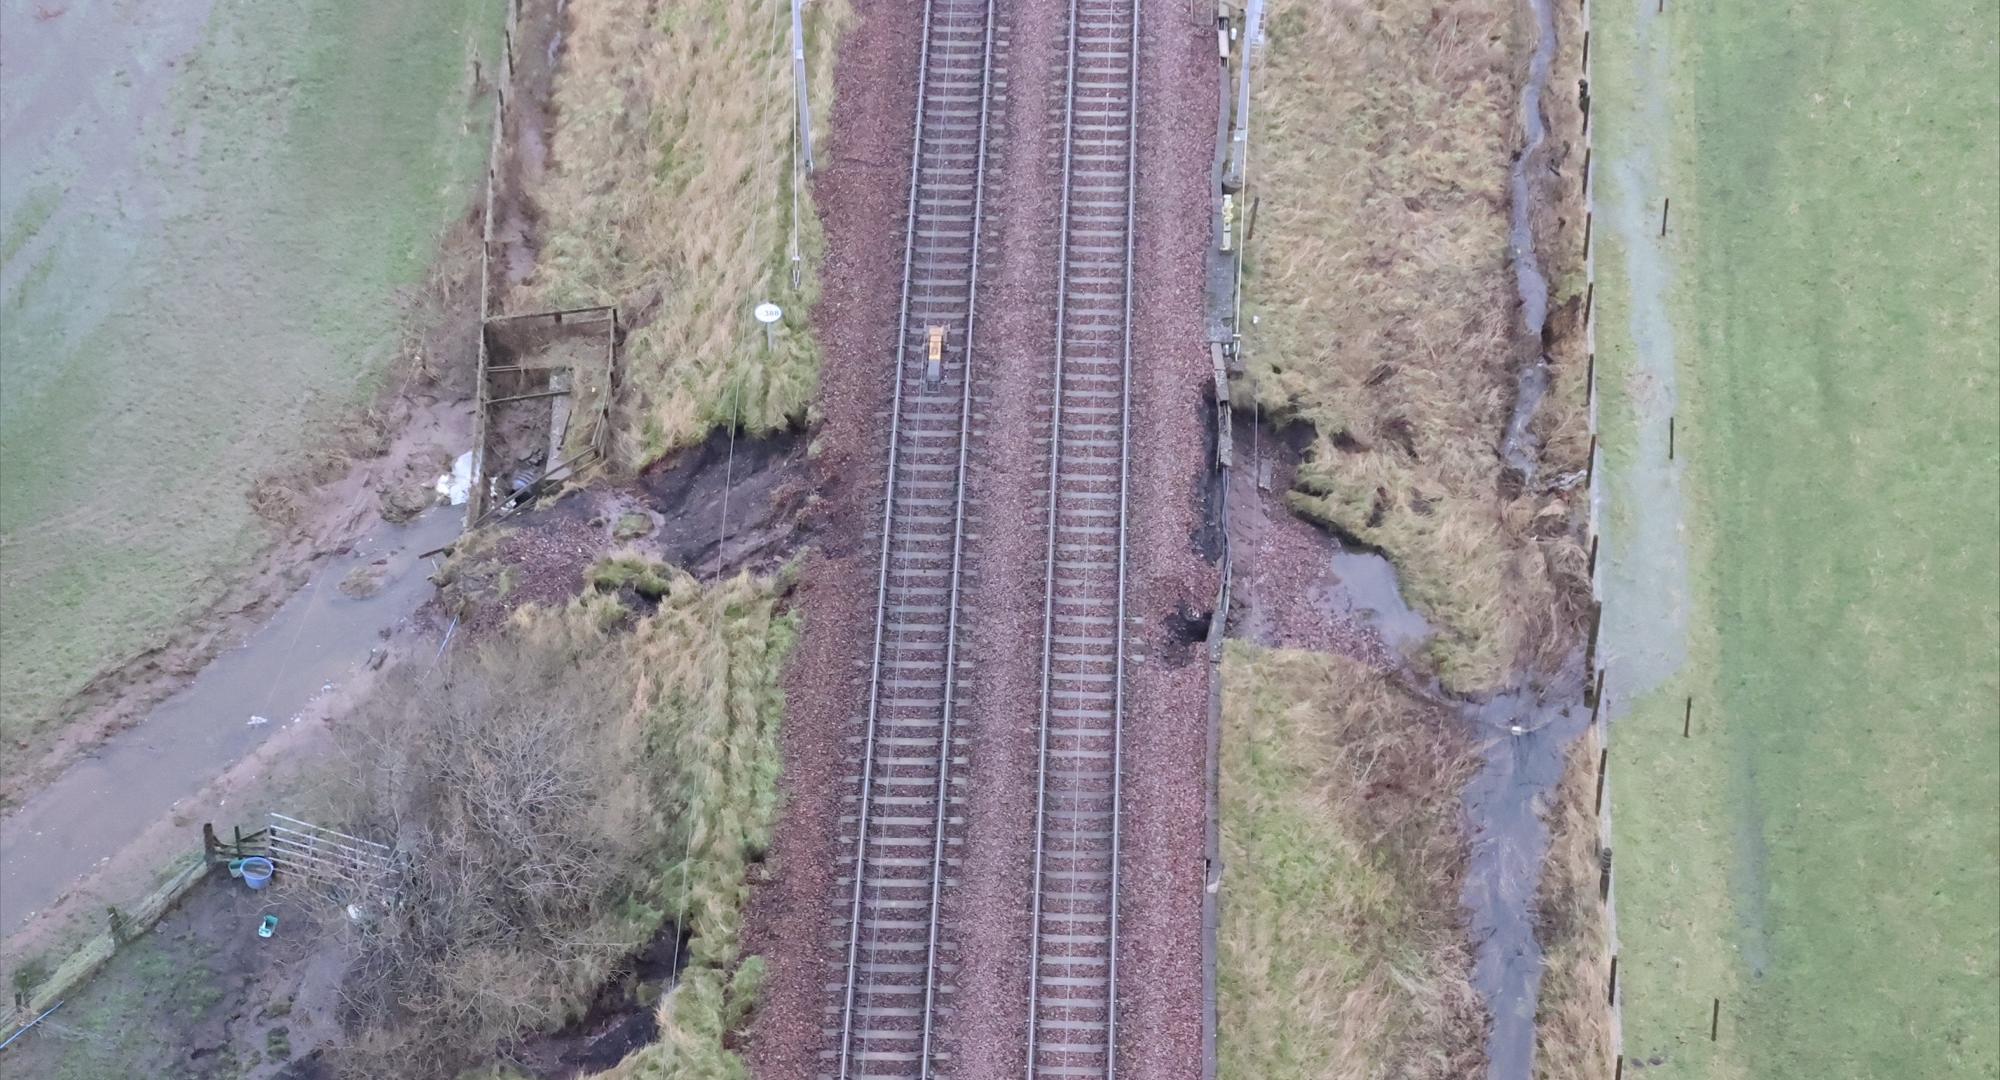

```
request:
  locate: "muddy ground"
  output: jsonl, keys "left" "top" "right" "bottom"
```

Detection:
{"left": 4, "top": 874, "right": 345, "bottom": 1080}
{"left": 438, "top": 426, "right": 815, "bottom": 632}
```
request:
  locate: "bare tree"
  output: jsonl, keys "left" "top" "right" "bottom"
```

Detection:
{"left": 332, "top": 629, "right": 653, "bottom": 1079}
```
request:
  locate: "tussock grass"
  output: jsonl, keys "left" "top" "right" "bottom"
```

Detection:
{"left": 1219, "top": 642, "right": 1485, "bottom": 1079}
{"left": 1532, "top": 729, "right": 1613, "bottom": 1080}
{"left": 519, "top": 0, "right": 849, "bottom": 466}
{"left": 1242, "top": 0, "right": 1589, "bottom": 691}
{"left": 335, "top": 561, "right": 796, "bottom": 1077}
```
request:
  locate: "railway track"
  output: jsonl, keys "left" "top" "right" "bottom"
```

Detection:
{"left": 830, "top": 0, "right": 997, "bottom": 1074}
{"left": 831, "top": 0, "right": 1141, "bottom": 1073}
{"left": 1024, "top": 0, "right": 1141, "bottom": 1075}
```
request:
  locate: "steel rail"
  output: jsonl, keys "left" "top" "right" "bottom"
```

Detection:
{"left": 1024, "top": 0, "right": 1142, "bottom": 1073}
{"left": 1022, "top": 0, "right": 1086, "bottom": 1065}
{"left": 917, "top": 0, "right": 999, "bottom": 1067}
{"left": 835, "top": 0, "right": 998, "bottom": 1072}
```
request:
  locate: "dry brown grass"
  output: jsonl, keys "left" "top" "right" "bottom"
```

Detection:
{"left": 517, "top": 0, "right": 849, "bottom": 467}
{"left": 1219, "top": 642, "right": 1486, "bottom": 1079}
{"left": 1532, "top": 727, "right": 1614, "bottom": 1080}
{"left": 1241, "top": 0, "right": 1590, "bottom": 692}
{"left": 1530, "top": 0, "right": 1593, "bottom": 474}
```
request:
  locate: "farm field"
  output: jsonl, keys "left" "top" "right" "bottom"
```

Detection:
{"left": 0, "top": 0, "right": 501, "bottom": 759}
{"left": 1595, "top": 1, "right": 2000, "bottom": 1077}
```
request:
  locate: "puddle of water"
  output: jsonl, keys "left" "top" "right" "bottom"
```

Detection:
{"left": 0, "top": 507, "right": 460, "bottom": 933}
{"left": 1459, "top": 664, "right": 1589, "bottom": 1080}
{"left": 1601, "top": 1, "right": 1691, "bottom": 700}
{"left": 1322, "top": 551, "right": 1434, "bottom": 653}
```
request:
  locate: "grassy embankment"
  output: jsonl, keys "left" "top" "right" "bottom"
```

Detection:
{"left": 1532, "top": 729, "right": 1614, "bottom": 1080}
{"left": 437, "top": 0, "right": 847, "bottom": 1073}
{"left": 1239, "top": 0, "right": 1591, "bottom": 695}
{"left": 1595, "top": 1, "right": 1999, "bottom": 1076}
{"left": 0, "top": 0, "right": 501, "bottom": 768}
{"left": 1225, "top": 0, "right": 1603, "bottom": 1075}
{"left": 1217, "top": 643, "right": 1482, "bottom": 1080}
{"left": 515, "top": 0, "right": 847, "bottom": 466}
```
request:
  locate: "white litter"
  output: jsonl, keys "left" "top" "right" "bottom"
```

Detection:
{"left": 248, "top": 715, "right": 271, "bottom": 726}
{"left": 435, "top": 451, "right": 475, "bottom": 506}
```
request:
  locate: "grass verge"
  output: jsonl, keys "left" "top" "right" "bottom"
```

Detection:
{"left": 1239, "top": 0, "right": 1591, "bottom": 692}
{"left": 1218, "top": 642, "right": 1483, "bottom": 1079}
{"left": 0, "top": 0, "right": 501, "bottom": 762}
{"left": 1596, "top": 0, "right": 2000, "bottom": 1075}
{"left": 517, "top": 0, "right": 849, "bottom": 465}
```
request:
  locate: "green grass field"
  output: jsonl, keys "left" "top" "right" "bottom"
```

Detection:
{"left": 1596, "top": 2, "right": 1999, "bottom": 1076}
{"left": 0, "top": 0, "right": 501, "bottom": 758}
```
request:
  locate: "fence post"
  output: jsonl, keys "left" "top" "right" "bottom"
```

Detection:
{"left": 793, "top": 0, "right": 815, "bottom": 173}
{"left": 1594, "top": 747, "right": 1609, "bottom": 813}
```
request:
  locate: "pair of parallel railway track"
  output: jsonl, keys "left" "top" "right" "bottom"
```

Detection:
{"left": 831, "top": 0, "right": 1143, "bottom": 1076}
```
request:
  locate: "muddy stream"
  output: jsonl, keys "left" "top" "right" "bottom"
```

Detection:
{"left": 1471, "top": 0, "right": 1582, "bottom": 1074}
{"left": 1316, "top": 546, "right": 1585, "bottom": 1080}
{"left": 1272, "top": 0, "right": 1583, "bottom": 1069}
{"left": 1498, "top": 0, "right": 1561, "bottom": 484}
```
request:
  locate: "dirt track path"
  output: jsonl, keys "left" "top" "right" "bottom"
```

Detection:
{"left": 0, "top": 509, "right": 455, "bottom": 944}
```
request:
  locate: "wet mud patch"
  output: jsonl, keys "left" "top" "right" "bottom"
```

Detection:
{"left": 438, "top": 426, "right": 813, "bottom": 630}
{"left": 0, "top": 874, "right": 347, "bottom": 1080}
{"left": 633, "top": 423, "right": 813, "bottom": 575}
{"left": 487, "top": 0, "right": 570, "bottom": 299}
{"left": 1225, "top": 412, "right": 1429, "bottom": 671}
{"left": 1457, "top": 656, "right": 1591, "bottom": 1079}
{"left": 497, "top": 926, "right": 687, "bottom": 1079}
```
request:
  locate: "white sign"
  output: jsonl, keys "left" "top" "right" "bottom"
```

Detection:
{"left": 754, "top": 302, "right": 784, "bottom": 325}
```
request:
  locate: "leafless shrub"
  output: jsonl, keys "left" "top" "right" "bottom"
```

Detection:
{"left": 331, "top": 615, "right": 654, "bottom": 1079}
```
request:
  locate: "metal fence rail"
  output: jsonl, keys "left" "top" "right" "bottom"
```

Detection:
{"left": 263, "top": 813, "right": 393, "bottom": 892}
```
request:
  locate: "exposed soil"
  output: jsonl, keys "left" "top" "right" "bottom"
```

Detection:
{"left": 499, "top": 928, "right": 687, "bottom": 1078}
{"left": 488, "top": 0, "right": 567, "bottom": 298}
{"left": 437, "top": 427, "right": 814, "bottom": 633}
{"left": 2, "top": 873, "right": 347, "bottom": 1080}
{"left": 1227, "top": 415, "right": 1419, "bottom": 670}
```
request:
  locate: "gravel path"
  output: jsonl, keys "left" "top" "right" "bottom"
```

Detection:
{"left": 1103, "top": 1, "right": 1221, "bottom": 1073}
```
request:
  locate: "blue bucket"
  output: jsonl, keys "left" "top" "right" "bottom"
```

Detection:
{"left": 240, "top": 857, "right": 274, "bottom": 891}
